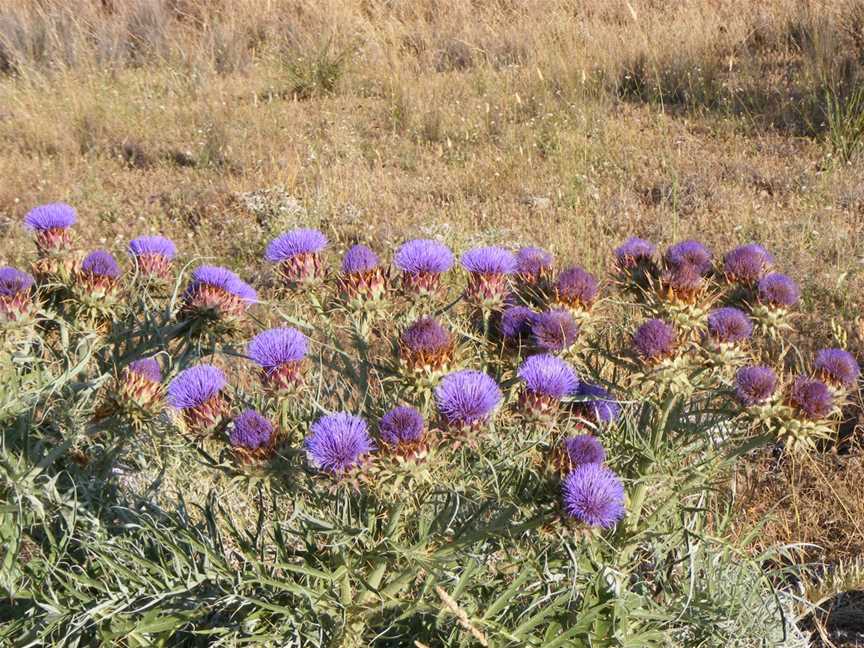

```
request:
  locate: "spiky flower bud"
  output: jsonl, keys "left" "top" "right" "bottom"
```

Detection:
{"left": 531, "top": 310, "right": 580, "bottom": 353}
{"left": 461, "top": 246, "right": 517, "bottom": 310}
{"left": 247, "top": 327, "right": 308, "bottom": 392}
{"left": 25, "top": 203, "right": 76, "bottom": 254}
{"left": 517, "top": 354, "right": 579, "bottom": 419}
{"left": 515, "top": 247, "right": 553, "bottom": 285}
{"left": 400, "top": 317, "right": 454, "bottom": 374}
{"left": 305, "top": 412, "right": 375, "bottom": 475}
{"left": 180, "top": 265, "right": 257, "bottom": 322}
{"left": 562, "top": 464, "right": 625, "bottom": 529}
{"left": 394, "top": 239, "right": 454, "bottom": 296}
{"left": 167, "top": 365, "right": 228, "bottom": 433}
{"left": 0, "top": 267, "right": 35, "bottom": 323}
{"left": 266, "top": 228, "right": 328, "bottom": 287}
{"left": 128, "top": 236, "right": 176, "bottom": 281}
{"left": 553, "top": 266, "right": 599, "bottom": 312}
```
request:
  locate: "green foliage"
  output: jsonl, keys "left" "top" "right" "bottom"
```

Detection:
{"left": 825, "top": 85, "right": 864, "bottom": 163}
{"left": 0, "top": 246, "right": 820, "bottom": 646}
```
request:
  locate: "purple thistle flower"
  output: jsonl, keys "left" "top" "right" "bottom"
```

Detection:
{"left": 706, "top": 307, "right": 753, "bottom": 344}
{"left": 128, "top": 236, "right": 176, "bottom": 260}
{"left": 118, "top": 358, "right": 163, "bottom": 412}
{"left": 341, "top": 244, "right": 380, "bottom": 274}
{"left": 401, "top": 317, "right": 452, "bottom": 354}
{"left": 633, "top": 319, "right": 676, "bottom": 361}
{"left": 517, "top": 354, "right": 579, "bottom": 400}
{"left": 379, "top": 406, "right": 425, "bottom": 446}
{"left": 789, "top": 376, "right": 833, "bottom": 420}
{"left": 394, "top": 239, "right": 454, "bottom": 274}
{"left": 305, "top": 412, "right": 374, "bottom": 474}
{"left": 128, "top": 358, "right": 162, "bottom": 383}
{"left": 24, "top": 202, "right": 77, "bottom": 231}
{"left": 758, "top": 273, "right": 800, "bottom": 308}
{"left": 577, "top": 382, "right": 622, "bottom": 423}
{"left": 187, "top": 265, "right": 257, "bottom": 302}
{"left": 563, "top": 435, "right": 606, "bottom": 467}
{"left": 265, "top": 228, "right": 328, "bottom": 262}
{"left": 723, "top": 244, "right": 772, "bottom": 284}
{"left": 81, "top": 250, "right": 121, "bottom": 278}
{"left": 0, "top": 267, "right": 35, "bottom": 322}
{"left": 665, "top": 240, "right": 712, "bottom": 275}
{"left": 562, "top": 464, "right": 626, "bottom": 529}
{"left": 167, "top": 365, "right": 226, "bottom": 410}
{"left": 230, "top": 410, "right": 274, "bottom": 450}
{"left": 815, "top": 348, "right": 860, "bottom": 389}
{"left": 461, "top": 247, "right": 517, "bottom": 275}
{"left": 501, "top": 305, "right": 535, "bottom": 340}
{"left": 0, "top": 267, "right": 35, "bottom": 297}
{"left": 531, "top": 309, "right": 580, "bottom": 352}
{"left": 614, "top": 237, "right": 656, "bottom": 268}
{"left": 735, "top": 366, "right": 777, "bottom": 406}
{"left": 247, "top": 327, "right": 308, "bottom": 373}
{"left": 516, "top": 247, "right": 553, "bottom": 280}
{"left": 554, "top": 266, "right": 599, "bottom": 308}
{"left": 435, "top": 370, "right": 502, "bottom": 428}
{"left": 664, "top": 262, "right": 704, "bottom": 296}
{"left": 247, "top": 327, "right": 308, "bottom": 390}
{"left": 128, "top": 236, "right": 176, "bottom": 279}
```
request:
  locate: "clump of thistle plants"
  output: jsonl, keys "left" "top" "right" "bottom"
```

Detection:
{"left": 2, "top": 203, "right": 842, "bottom": 646}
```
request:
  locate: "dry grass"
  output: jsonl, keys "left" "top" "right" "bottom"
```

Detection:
{"left": 2, "top": 0, "right": 864, "bottom": 565}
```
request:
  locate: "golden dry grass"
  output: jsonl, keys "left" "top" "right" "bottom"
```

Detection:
{"left": 2, "top": 0, "right": 864, "bottom": 563}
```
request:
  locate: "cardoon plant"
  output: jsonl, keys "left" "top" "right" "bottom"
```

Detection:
{"left": 562, "top": 434, "right": 606, "bottom": 469}
{"left": 339, "top": 244, "right": 388, "bottom": 303}
{"left": 659, "top": 241, "right": 712, "bottom": 311}
{"left": 305, "top": 412, "right": 375, "bottom": 476}
{"left": 517, "top": 354, "right": 579, "bottom": 420}
{"left": 399, "top": 317, "right": 453, "bottom": 374}
{"left": 757, "top": 273, "right": 800, "bottom": 309}
{"left": 266, "top": 228, "right": 328, "bottom": 287}
{"left": 128, "top": 235, "right": 177, "bottom": 280}
{"left": 575, "top": 382, "right": 622, "bottom": 425}
{"left": 500, "top": 305, "right": 535, "bottom": 346}
{"left": 814, "top": 348, "right": 860, "bottom": 390}
{"left": 120, "top": 358, "right": 162, "bottom": 404}
{"left": 167, "top": 364, "right": 228, "bottom": 433}
{"left": 614, "top": 237, "right": 656, "bottom": 271}
{"left": 247, "top": 327, "right": 308, "bottom": 392}
{"left": 734, "top": 366, "right": 778, "bottom": 407}
{"left": 515, "top": 246, "right": 553, "bottom": 285}
{"left": 752, "top": 272, "right": 800, "bottom": 335}
{"left": 561, "top": 463, "right": 626, "bottom": 529}
{"left": 0, "top": 267, "right": 35, "bottom": 323}
{"left": 706, "top": 307, "right": 753, "bottom": 346}
{"left": 379, "top": 405, "right": 427, "bottom": 460}
{"left": 788, "top": 376, "right": 834, "bottom": 421}
{"left": 25, "top": 202, "right": 76, "bottom": 254}
{"left": 78, "top": 250, "right": 121, "bottom": 295}
{"left": 394, "top": 239, "right": 454, "bottom": 296}
{"left": 661, "top": 262, "right": 706, "bottom": 303}
{"left": 723, "top": 244, "right": 772, "bottom": 285}
{"left": 553, "top": 266, "right": 599, "bottom": 312}
{"left": 435, "top": 369, "right": 502, "bottom": 435}
{"left": 230, "top": 410, "right": 276, "bottom": 462}
{"left": 633, "top": 319, "right": 677, "bottom": 363}
{"left": 531, "top": 309, "right": 580, "bottom": 353}
{"left": 180, "top": 265, "right": 257, "bottom": 326}
{"left": 613, "top": 236, "right": 657, "bottom": 290}
{"left": 98, "top": 357, "right": 165, "bottom": 425}
{"left": 665, "top": 240, "right": 712, "bottom": 275}
{"left": 460, "top": 246, "right": 517, "bottom": 310}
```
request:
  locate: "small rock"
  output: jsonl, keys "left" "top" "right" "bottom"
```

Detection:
{"left": 521, "top": 195, "right": 551, "bottom": 210}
